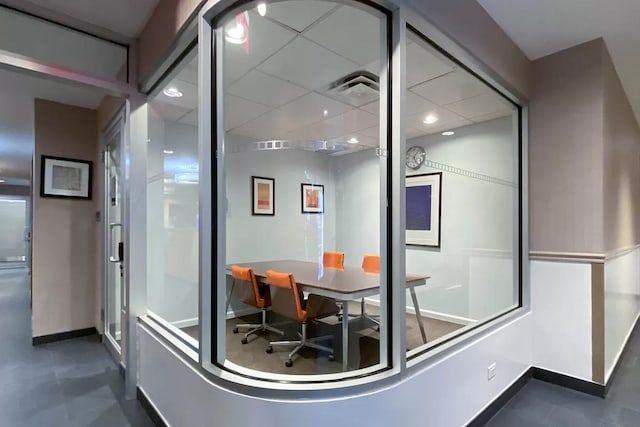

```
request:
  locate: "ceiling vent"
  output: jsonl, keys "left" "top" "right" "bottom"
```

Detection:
{"left": 326, "top": 71, "right": 379, "bottom": 107}
{"left": 307, "top": 140, "right": 348, "bottom": 154}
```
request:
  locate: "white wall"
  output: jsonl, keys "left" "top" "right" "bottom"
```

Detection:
{"left": 604, "top": 248, "right": 640, "bottom": 381}
{"left": 226, "top": 148, "right": 337, "bottom": 264}
{"left": 0, "top": 197, "right": 27, "bottom": 260}
{"left": 530, "top": 260, "right": 593, "bottom": 381}
{"left": 139, "top": 312, "right": 531, "bottom": 427}
{"left": 334, "top": 118, "right": 517, "bottom": 323}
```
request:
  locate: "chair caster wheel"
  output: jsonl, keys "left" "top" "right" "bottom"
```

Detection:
{"left": 328, "top": 354, "right": 335, "bottom": 362}
{"left": 265, "top": 346, "right": 273, "bottom": 354}
{"left": 241, "top": 337, "right": 248, "bottom": 344}
{"left": 232, "top": 327, "right": 239, "bottom": 334}
{"left": 285, "top": 359, "right": 293, "bottom": 368}
{"left": 376, "top": 326, "right": 380, "bottom": 332}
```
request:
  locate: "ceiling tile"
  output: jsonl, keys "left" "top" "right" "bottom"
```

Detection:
{"left": 286, "top": 108, "right": 377, "bottom": 141}
{"left": 230, "top": 109, "right": 295, "bottom": 140}
{"left": 178, "top": 109, "right": 198, "bottom": 126}
{"left": 149, "top": 101, "right": 192, "bottom": 122}
{"left": 224, "top": 11, "right": 297, "bottom": 84}
{"left": 445, "top": 92, "right": 513, "bottom": 119}
{"left": 278, "top": 92, "right": 352, "bottom": 124}
{"left": 408, "top": 117, "right": 474, "bottom": 138}
{"left": 406, "top": 107, "right": 470, "bottom": 133}
{"left": 471, "top": 108, "right": 515, "bottom": 123}
{"left": 266, "top": 1, "right": 337, "bottom": 32}
{"left": 410, "top": 70, "right": 488, "bottom": 105}
{"left": 406, "top": 41, "right": 455, "bottom": 88}
{"left": 225, "top": 95, "right": 271, "bottom": 130}
{"left": 257, "top": 36, "right": 359, "bottom": 90}
{"left": 227, "top": 70, "right": 308, "bottom": 107}
{"left": 158, "top": 78, "right": 197, "bottom": 110}
{"left": 303, "top": 5, "right": 383, "bottom": 66}
{"left": 361, "top": 92, "right": 440, "bottom": 117}
{"left": 360, "top": 125, "right": 379, "bottom": 139}
{"left": 329, "top": 132, "right": 377, "bottom": 147}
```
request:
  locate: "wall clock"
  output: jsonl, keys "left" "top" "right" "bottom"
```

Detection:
{"left": 406, "top": 145, "right": 426, "bottom": 169}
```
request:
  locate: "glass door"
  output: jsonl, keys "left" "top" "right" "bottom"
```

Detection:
{"left": 103, "top": 113, "right": 125, "bottom": 362}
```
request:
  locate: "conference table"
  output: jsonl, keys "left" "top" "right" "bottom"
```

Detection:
{"left": 228, "top": 260, "right": 430, "bottom": 371}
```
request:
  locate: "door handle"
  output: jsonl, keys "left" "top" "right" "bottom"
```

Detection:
{"left": 109, "top": 222, "right": 122, "bottom": 262}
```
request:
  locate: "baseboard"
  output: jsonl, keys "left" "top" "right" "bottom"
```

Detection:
{"left": 363, "top": 297, "right": 475, "bottom": 325}
{"left": 168, "top": 307, "right": 261, "bottom": 331}
{"left": 605, "top": 313, "right": 640, "bottom": 394}
{"left": 466, "top": 368, "right": 532, "bottom": 426}
{"left": 32, "top": 327, "right": 97, "bottom": 345}
{"left": 137, "top": 387, "right": 169, "bottom": 427}
{"left": 170, "top": 317, "right": 199, "bottom": 329}
{"left": 532, "top": 367, "right": 605, "bottom": 398}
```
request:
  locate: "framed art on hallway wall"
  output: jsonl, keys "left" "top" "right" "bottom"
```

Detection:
{"left": 40, "top": 155, "right": 92, "bottom": 200}
{"left": 301, "top": 183, "right": 324, "bottom": 214}
{"left": 406, "top": 172, "right": 442, "bottom": 247}
{"left": 252, "top": 176, "right": 275, "bottom": 216}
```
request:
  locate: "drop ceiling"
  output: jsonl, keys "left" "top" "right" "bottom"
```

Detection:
{"left": 151, "top": 1, "right": 514, "bottom": 156}
{"left": 477, "top": 0, "right": 640, "bottom": 121}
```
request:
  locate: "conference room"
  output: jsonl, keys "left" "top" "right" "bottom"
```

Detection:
{"left": 146, "top": 0, "right": 520, "bottom": 379}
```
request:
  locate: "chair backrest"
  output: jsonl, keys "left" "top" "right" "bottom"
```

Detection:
{"left": 361, "top": 254, "right": 380, "bottom": 274}
{"left": 265, "top": 270, "right": 306, "bottom": 322}
{"left": 323, "top": 251, "right": 345, "bottom": 269}
{"left": 231, "top": 265, "right": 267, "bottom": 308}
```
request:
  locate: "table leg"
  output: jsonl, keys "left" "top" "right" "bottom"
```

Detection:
{"left": 409, "top": 287, "right": 427, "bottom": 344}
{"left": 225, "top": 279, "right": 235, "bottom": 317}
{"left": 342, "top": 300, "right": 349, "bottom": 371}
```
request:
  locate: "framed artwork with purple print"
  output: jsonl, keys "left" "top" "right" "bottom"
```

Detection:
{"left": 406, "top": 172, "right": 441, "bottom": 247}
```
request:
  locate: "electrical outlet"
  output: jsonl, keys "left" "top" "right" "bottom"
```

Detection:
{"left": 487, "top": 363, "right": 497, "bottom": 381}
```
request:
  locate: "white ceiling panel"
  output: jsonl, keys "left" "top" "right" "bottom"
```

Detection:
{"left": 266, "top": 1, "right": 337, "bottom": 32}
{"left": 225, "top": 95, "right": 270, "bottom": 131}
{"left": 329, "top": 132, "right": 377, "bottom": 147}
{"left": 278, "top": 92, "right": 352, "bottom": 124}
{"left": 410, "top": 70, "right": 488, "bottom": 105}
{"left": 230, "top": 109, "right": 296, "bottom": 140}
{"left": 360, "top": 125, "right": 379, "bottom": 139}
{"left": 179, "top": 109, "right": 198, "bottom": 127}
{"left": 470, "top": 109, "right": 515, "bottom": 124}
{"left": 225, "top": 11, "right": 297, "bottom": 84}
{"left": 406, "top": 107, "right": 469, "bottom": 133}
{"left": 257, "top": 36, "right": 359, "bottom": 90}
{"left": 176, "top": 60, "right": 198, "bottom": 86}
{"left": 158, "top": 78, "right": 198, "bottom": 110}
{"left": 303, "top": 5, "right": 382, "bottom": 66}
{"left": 361, "top": 92, "right": 440, "bottom": 117}
{"left": 406, "top": 41, "right": 455, "bottom": 88}
{"left": 228, "top": 70, "right": 308, "bottom": 107}
{"left": 149, "top": 102, "right": 192, "bottom": 123}
{"left": 285, "top": 107, "right": 377, "bottom": 140}
{"left": 445, "top": 92, "right": 513, "bottom": 120}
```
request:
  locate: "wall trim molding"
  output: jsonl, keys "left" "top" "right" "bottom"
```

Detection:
{"left": 467, "top": 368, "right": 532, "bottom": 426}
{"left": 137, "top": 386, "right": 169, "bottom": 427}
{"left": 605, "top": 244, "right": 640, "bottom": 261}
{"left": 529, "top": 251, "right": 605, "bottom": 263}
{"left": 532, "top": 367, "right": 605, "bottom": 397}
{"left": 32, "top": 327, "right": 97, "bottom": 345}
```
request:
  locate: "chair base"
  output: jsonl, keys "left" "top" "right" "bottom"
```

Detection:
{"left": 233, "top": 308, "right": 285, "bottom": 343}
{"left": 266, "top": 322, "right": 334, "bottom": 366}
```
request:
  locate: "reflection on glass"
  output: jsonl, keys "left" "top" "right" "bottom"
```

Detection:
{"left": 106, "top": 133, "right": 123, "bottom": 346}
{"left": 220, "top": 0, "right": 387, "bottom": 377}
{"left": 147, "top": 50, "right": 200, "bottom": 342}
{"left": 404, "top": 29, "right": 520, "bottom": 357}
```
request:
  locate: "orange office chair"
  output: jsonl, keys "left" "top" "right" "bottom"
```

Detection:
{"left": 361, "top": 254, "right": 381, "bottom": 330}
{"left": 230, "top": 265, "right": 284, "bottom": 344}
{"left": 264, "top": 270, "right": 340, "bottom": 367}
{"left": 323, "top": 251, "right": 345, "bottom": 269}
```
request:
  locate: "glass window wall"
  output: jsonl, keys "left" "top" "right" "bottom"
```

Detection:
{"left": 147, "top": 49, "right": 200, "bottom": 344}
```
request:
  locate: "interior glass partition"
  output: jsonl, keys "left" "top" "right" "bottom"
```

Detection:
{"left": 215, "top": 0, "right": 390, "bottom": 378}
{"left": 402, "top": 28, "right": 521, "bottom": 358}
{"left": 147, "top": 49, "right": 200, "bottom": 345}
{"left": 0, "top": 196, "right": 28, "bottom": 267}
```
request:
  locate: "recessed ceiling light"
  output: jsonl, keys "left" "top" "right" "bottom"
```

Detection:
{"left": 442, "top": 131, "right": 455, "bottom": 136}
{"left": 423, "top": 114, "right": 439, "bottom": 125}
{"left": 347, "top": 137, "right": 359, "bottom": 144}
{"left": 0, "top": 179, "right": 4, "bottom": 183}
{"left": 257, "top": 2, "right": 267, "bottom": 16}
{"left": 323, "top": 110, "right": 328, "bottom": 117}
{"left": 225, "top": 21, "right": 247, "bottom": 44}
{"left": 163, "top": 150, "right": 174, "bottom": 154}
{"left": 163, "top": 87, "right": 183, "bottom": 98}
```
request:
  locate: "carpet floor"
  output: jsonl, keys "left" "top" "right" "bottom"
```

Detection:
{"left": 182, "top": 302, "right": 463, "bottom": 375}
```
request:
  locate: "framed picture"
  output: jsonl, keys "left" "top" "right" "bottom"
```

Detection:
{"left": 406, "top": 172, "right": 442, "bottom": 247}
{"left": 252, "top": 176, "right": 275, "bottom": 215}
{"left": 40, "top": 155, "right": 93, "bottom": 200}
{"left": 301, "top": 183, "right": 324, "bottom": 214}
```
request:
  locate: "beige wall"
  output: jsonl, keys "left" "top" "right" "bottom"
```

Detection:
{"left": 602, "top": 46, "right": 640, "bottom": 253}
{"left": 32, "top": 99, "right": 98, "bottom": 337}
{"left": 529, "top": 39, "right": 606, "bottom": 254}
{"left": 407, "top": 0, "right": 531, "bottom": 98}
{"left": 137, "top": 0, "right": 203, "bottom": 81}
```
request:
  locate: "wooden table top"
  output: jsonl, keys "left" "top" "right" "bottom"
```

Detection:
{"left": 228, "top": 260, "right": 429, "bottom": 296}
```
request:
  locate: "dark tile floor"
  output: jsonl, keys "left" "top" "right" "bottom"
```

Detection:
{"left": 486, "top": 328, "right": 640, "bottom": 426}
{"left": 0, "top": 268, "right": 154, "bottom": 427}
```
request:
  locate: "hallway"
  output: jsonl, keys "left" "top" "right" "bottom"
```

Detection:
{"left": 486, "top": 328, "right": 640, "bottom": 426}
{"left": 0, "top": 268, "right": 153, "bottom": 427}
